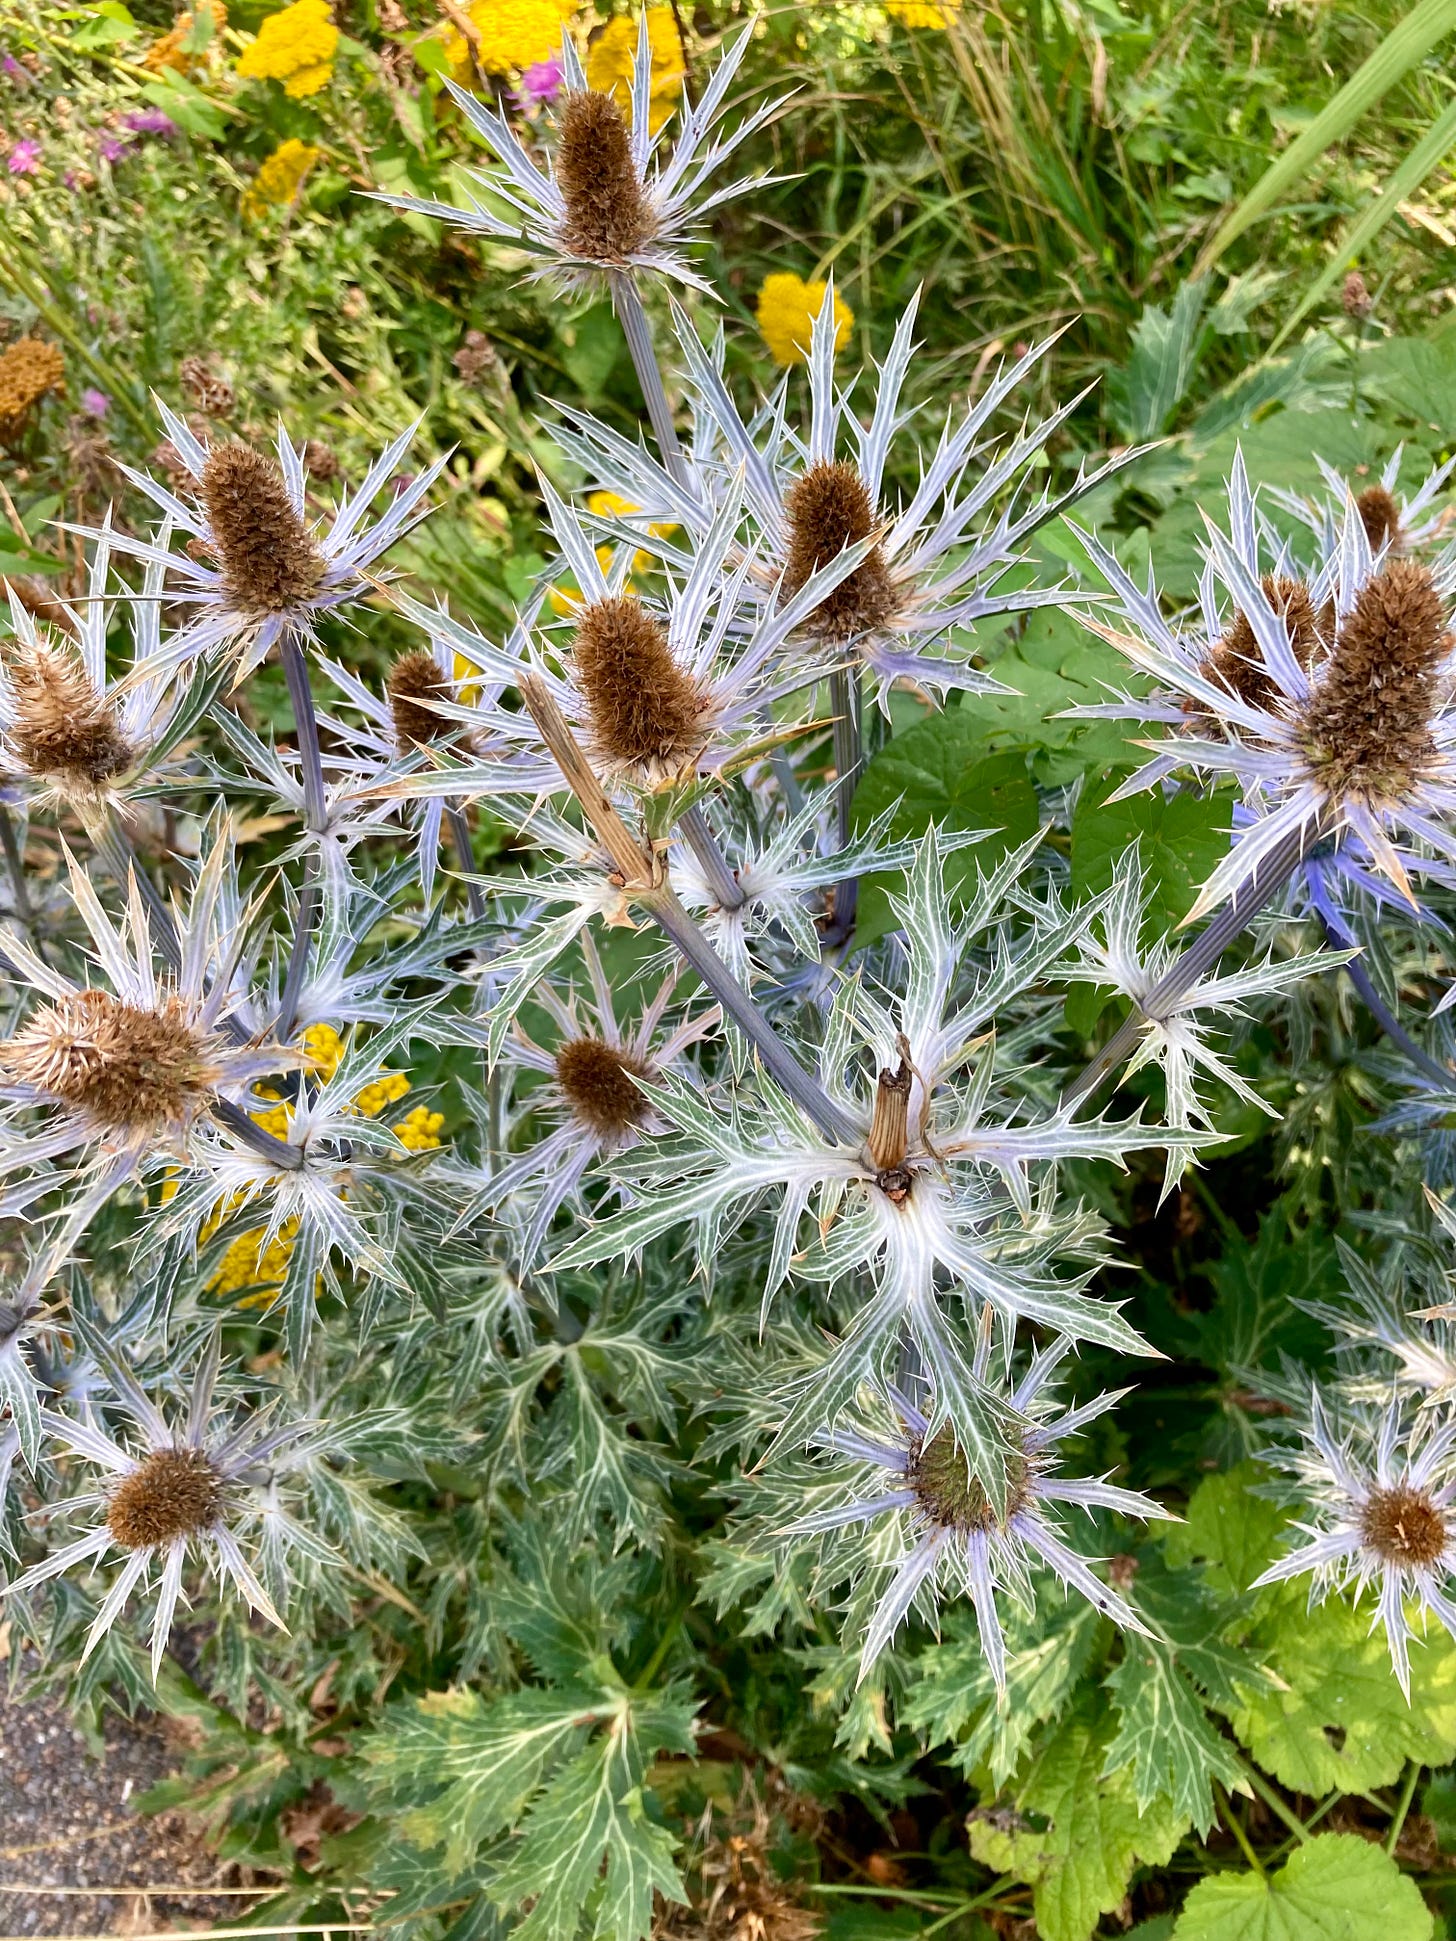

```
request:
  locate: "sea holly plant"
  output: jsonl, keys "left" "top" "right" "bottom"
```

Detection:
{"left": 9, "top": 12, "right": 1456, "bottom": 1941}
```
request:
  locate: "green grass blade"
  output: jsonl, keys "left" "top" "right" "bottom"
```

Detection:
{"left": 1272, "top": 95, "right": 1456, "bottom": 349}
{"left": 1193, "top": 0, "right": 1456, "bottom": 274}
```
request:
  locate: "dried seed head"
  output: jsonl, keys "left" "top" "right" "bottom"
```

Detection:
{"left": 1342, "top": 270, "right": 1374, "bottom": 321}
{"left": 199, "top": 442, "right": 326, "bottom": 619}
{"left": 555, "top": 90, "right": 657, "bottom": 262}
{"left": 107, "top": 1447, "right": 222, "bottom": 1549}
{"left": 7, "top": 643, "right": 134, "bottom": 794}
{"left": 178, "top": 355, "right": 235, "bottom": 419}
{"left": 866, "top": 1047, "right": 912, "bottom": 1173}
{"left": 1357, "top": 484, "right": 1404, "bottom": 555}
{"left": 1360, "top": 1482, "right": 1449, "bottom": 1569}
{"left": 783, "top": 460, "right": 898, "bottom": 643}
{"left": 1200, "top": 575, "right": 1331, "bottom": 712}
{"left": 554, "top": 1036, "right": 651, "bottom": 1136}
{"left": 387, "top": 648, "right": 453, "bottom": 749}
{"left": 1301, "top": 559, "right": 1453, "bottom": 800}
{"left": 572, "top": 594, "right": 710, "bottom": 776}
{"left": 1, "top": 989, "right": 221, "bottom": 1132}
{"left": 909, "top": 1424, "right": 1030, "bottom": 1534}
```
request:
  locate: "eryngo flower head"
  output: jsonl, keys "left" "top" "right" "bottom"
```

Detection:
{"left": 0, "top": 834, "right": 286, "bottom": 1223}
{"left": 0, "top": 533, "right": 201, "bottom": 825}
{"left": 796, "top": 1335, "right": 1167, "bottom": 1686}
{"left": 93, "top": 408, "right": 446, "bottom": 677}
{"left": 559, "top": 290, "right": 1140, "bottom": 706}
{"left": 368, "top": 21, "right": 782, "bottom": 295}
{"left": 1075, "top": 452, "right": 1456, "bottom": 920}
{"left": 1269, "top": 448, "right": 1456, "bottom": 561}
{"left": 5, "top": 1331, "right": 313, "bottom": 1678}
{"left": 1298, "top": 1236, "right": 1456, "bottom": 1407}
{"left": 552, "top": 833, "right": 1199, "bottom": 1475}
{"left": 1253, "top": 1390, "right": 1456, "bottom": 1696}
{"left": 455, "top": 933, "right": 717, "bottom": 1261}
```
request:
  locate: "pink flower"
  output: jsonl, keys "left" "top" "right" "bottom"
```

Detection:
{"left": 7, "top": 138, "right": 40, "bottom": 174}
{"left": 80, "top": 387, "right": 110, "bottom": 418}
{"left": 513, "top": 54, "right": 562, "bottom": 109}
{"left": 98, "top": 132, "right": 129, "bottom": 163}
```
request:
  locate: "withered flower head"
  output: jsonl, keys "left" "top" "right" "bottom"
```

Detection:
{"left": 555, "top": 90, "right": 657, "bottom": 263}
{"left": 1301, "top": 558, "right": 1453, "bottom": 800}
{"left": 909, "top": 1424, "right": 1030, "bottom": 1535}
{"left": 387, "top": 648, "right": 454, "bottom": 749}
{"left": 6, "top": 642, "right": 134, "bottom": 795}
{"left": 1360, "top": 1482, "right": 1450, "bottom": 1570}
{"left": 199, "top": 441, "right": 326, "bottom": 619}
{"left": 782, "top": 460, "right": 898, "bottom": 643}
{"left": 1342, "top": 270, "right": 1374, "bottom": 321}
{"left": 0, "top": 989, "right": 222, "bottom": 1133}
{"left": 554, "top": 1036, "right": 652, "bottom": 1137}
{"left": 1356, "top": 483, "right": 1404, "bottom": 555}
{"left": 178, "top": 355, "right": 235, "bottom": 420}
{"left": 107, "top": 1447, "right": 222, "bottom": 1549}
{"left": 572, "top": 593, "right": 709, "bottom": 776}
{"left": 1200, "top": 574, "right": 1331, "bottom": 712}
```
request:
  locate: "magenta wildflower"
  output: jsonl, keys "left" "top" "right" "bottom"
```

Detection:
{"left": 514, "top": 54, "right": 563, "bottom": 108}
{"left": 80, "top": 388, "right": 110, "bottom": 419}
{"left": 123, "top": 108, "right": 176, "bottom": 137}
{"left": 7, "top": 138, "right": 41, "bottom": 174}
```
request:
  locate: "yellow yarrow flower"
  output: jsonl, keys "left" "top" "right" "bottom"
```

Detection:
{"left": 241, "top": 138, "right": 321, "bottom": 222}
{"left": 445, "top": 0, "right": 574, "bottom": 79}
{"left": 585, "top": 8, "right": 684, "bottom": 135}
{"left": 236, "top": 0, "right": 338, "bottom": 98}
{"left": 204, "top": 1024, "right": 443, "bottom": 1306}
{"left": 586, "top": 489, "right": 677, "bottom": 575}
{"left": 754, "top": 274, "right": 854, "bottom": 368}
{"left": 884, "top": 0, "right": 960, "bottom": 24}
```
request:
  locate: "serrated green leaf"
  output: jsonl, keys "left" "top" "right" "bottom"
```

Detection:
{"left": 1171, "top": 1832, "right": 1432, "bottom": 1941}
{"left": 1104, "top": 1638, "right": 1243, "bottom": 1837}
{"left": 968, "top": 1698, "right": 1187, "bottom": 1941}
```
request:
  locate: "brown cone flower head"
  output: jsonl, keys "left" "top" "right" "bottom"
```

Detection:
{"left": 107, "top": 1447, "right": 222, "bottom": 1549}
{"left": 555, "top": 1036, "right": 652, "bottom": 1136}
{"left": 199, "top": 442, "right": 326, "bottom": 619}
{"left": 1300, "top": 559, "right": 1453, "bottom": 801}
{"left": 1360, "top": 1483, "right": 1449, "bottom": 1569}
{"left": 572, "top": 593, "right": 710, "bottom": 776}
{"left": 1356, "top": 484, "right": 1404, "bottom": 555}
{"left": 1200, "top": 575, "right": 1332, "bottom": 713}
{"left": 555, "top": 90, "right": 657, "bottom": 262}
{"left": 387, "top": 648, "right": 453, "bottom": 749}
{"left": 1, "top": 989, "right": 222, "bottom": 1133}
{"left": 7, "top": 643, "right": 135, "bottom": 795}
{"left": 909, "top": 1425, "right": 1030, "bottom": 1534}
{"left": 783, "top": 460, "right": 898, "bottom": 643}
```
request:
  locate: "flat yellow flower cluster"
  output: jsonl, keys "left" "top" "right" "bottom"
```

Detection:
{"left": 585, "top": 8, "right": 684, "bottom": 134}
{"left": 236, "top": 0, "right": 338, "bottom": 98}
{"left": 206, "top": 1024, "right": 443, "bottom": 1305}
{"left": 447, "top": 0, "right": 574, "bottom": 78}
{"left": 241, "top": 139, "right": 320, "bottom": 222}
{"left": 754, "top": 274, "right": 854, "bottom": 368}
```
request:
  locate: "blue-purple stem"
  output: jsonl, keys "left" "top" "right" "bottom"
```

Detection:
{"left": 278, "top": 629, "right": 325, "bottom": 1038}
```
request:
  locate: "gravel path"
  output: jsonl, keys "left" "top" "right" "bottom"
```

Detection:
{"left": 0, "top": 1650, "right": 249, "bottom": 1938}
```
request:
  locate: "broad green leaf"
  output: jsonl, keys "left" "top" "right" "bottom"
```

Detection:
{"left": 1104, "top": 1638, "right": 1243, "bottom": 1836}
{"left": 849, "top": 721, "right": 1038, "bottom": 946}
{"left": 1071, "top": 773, "right": 1233, "bottom": 933}
{"left": 1165, "top": 1464, "right": 1289, "bottom": 1597}
{"left": 1194, "top": 0, "right": 1456, "bottom": 273}
{"left": 1230, "top": 1591, "right": 1456, "bottom": 1794}
{"left": 1190, "top": 1216, "right": 1337, "bottom": 1381}
{"left": 968, "top": 1698, "right": 1186, "bottom": 1941}
{"left": 1171, "top": 1832, "right": 1432, "bottom": 1941}
{"left": 1362, "top": 327, "right": 1456, "bottom": 440}
{"left": 971, "top": 608, "right": 1150, "bottom": 784}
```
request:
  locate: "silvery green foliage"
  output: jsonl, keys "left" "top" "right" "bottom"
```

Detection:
{"left": 6, "top": 24, "right": 1456, "bottom": 1939}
